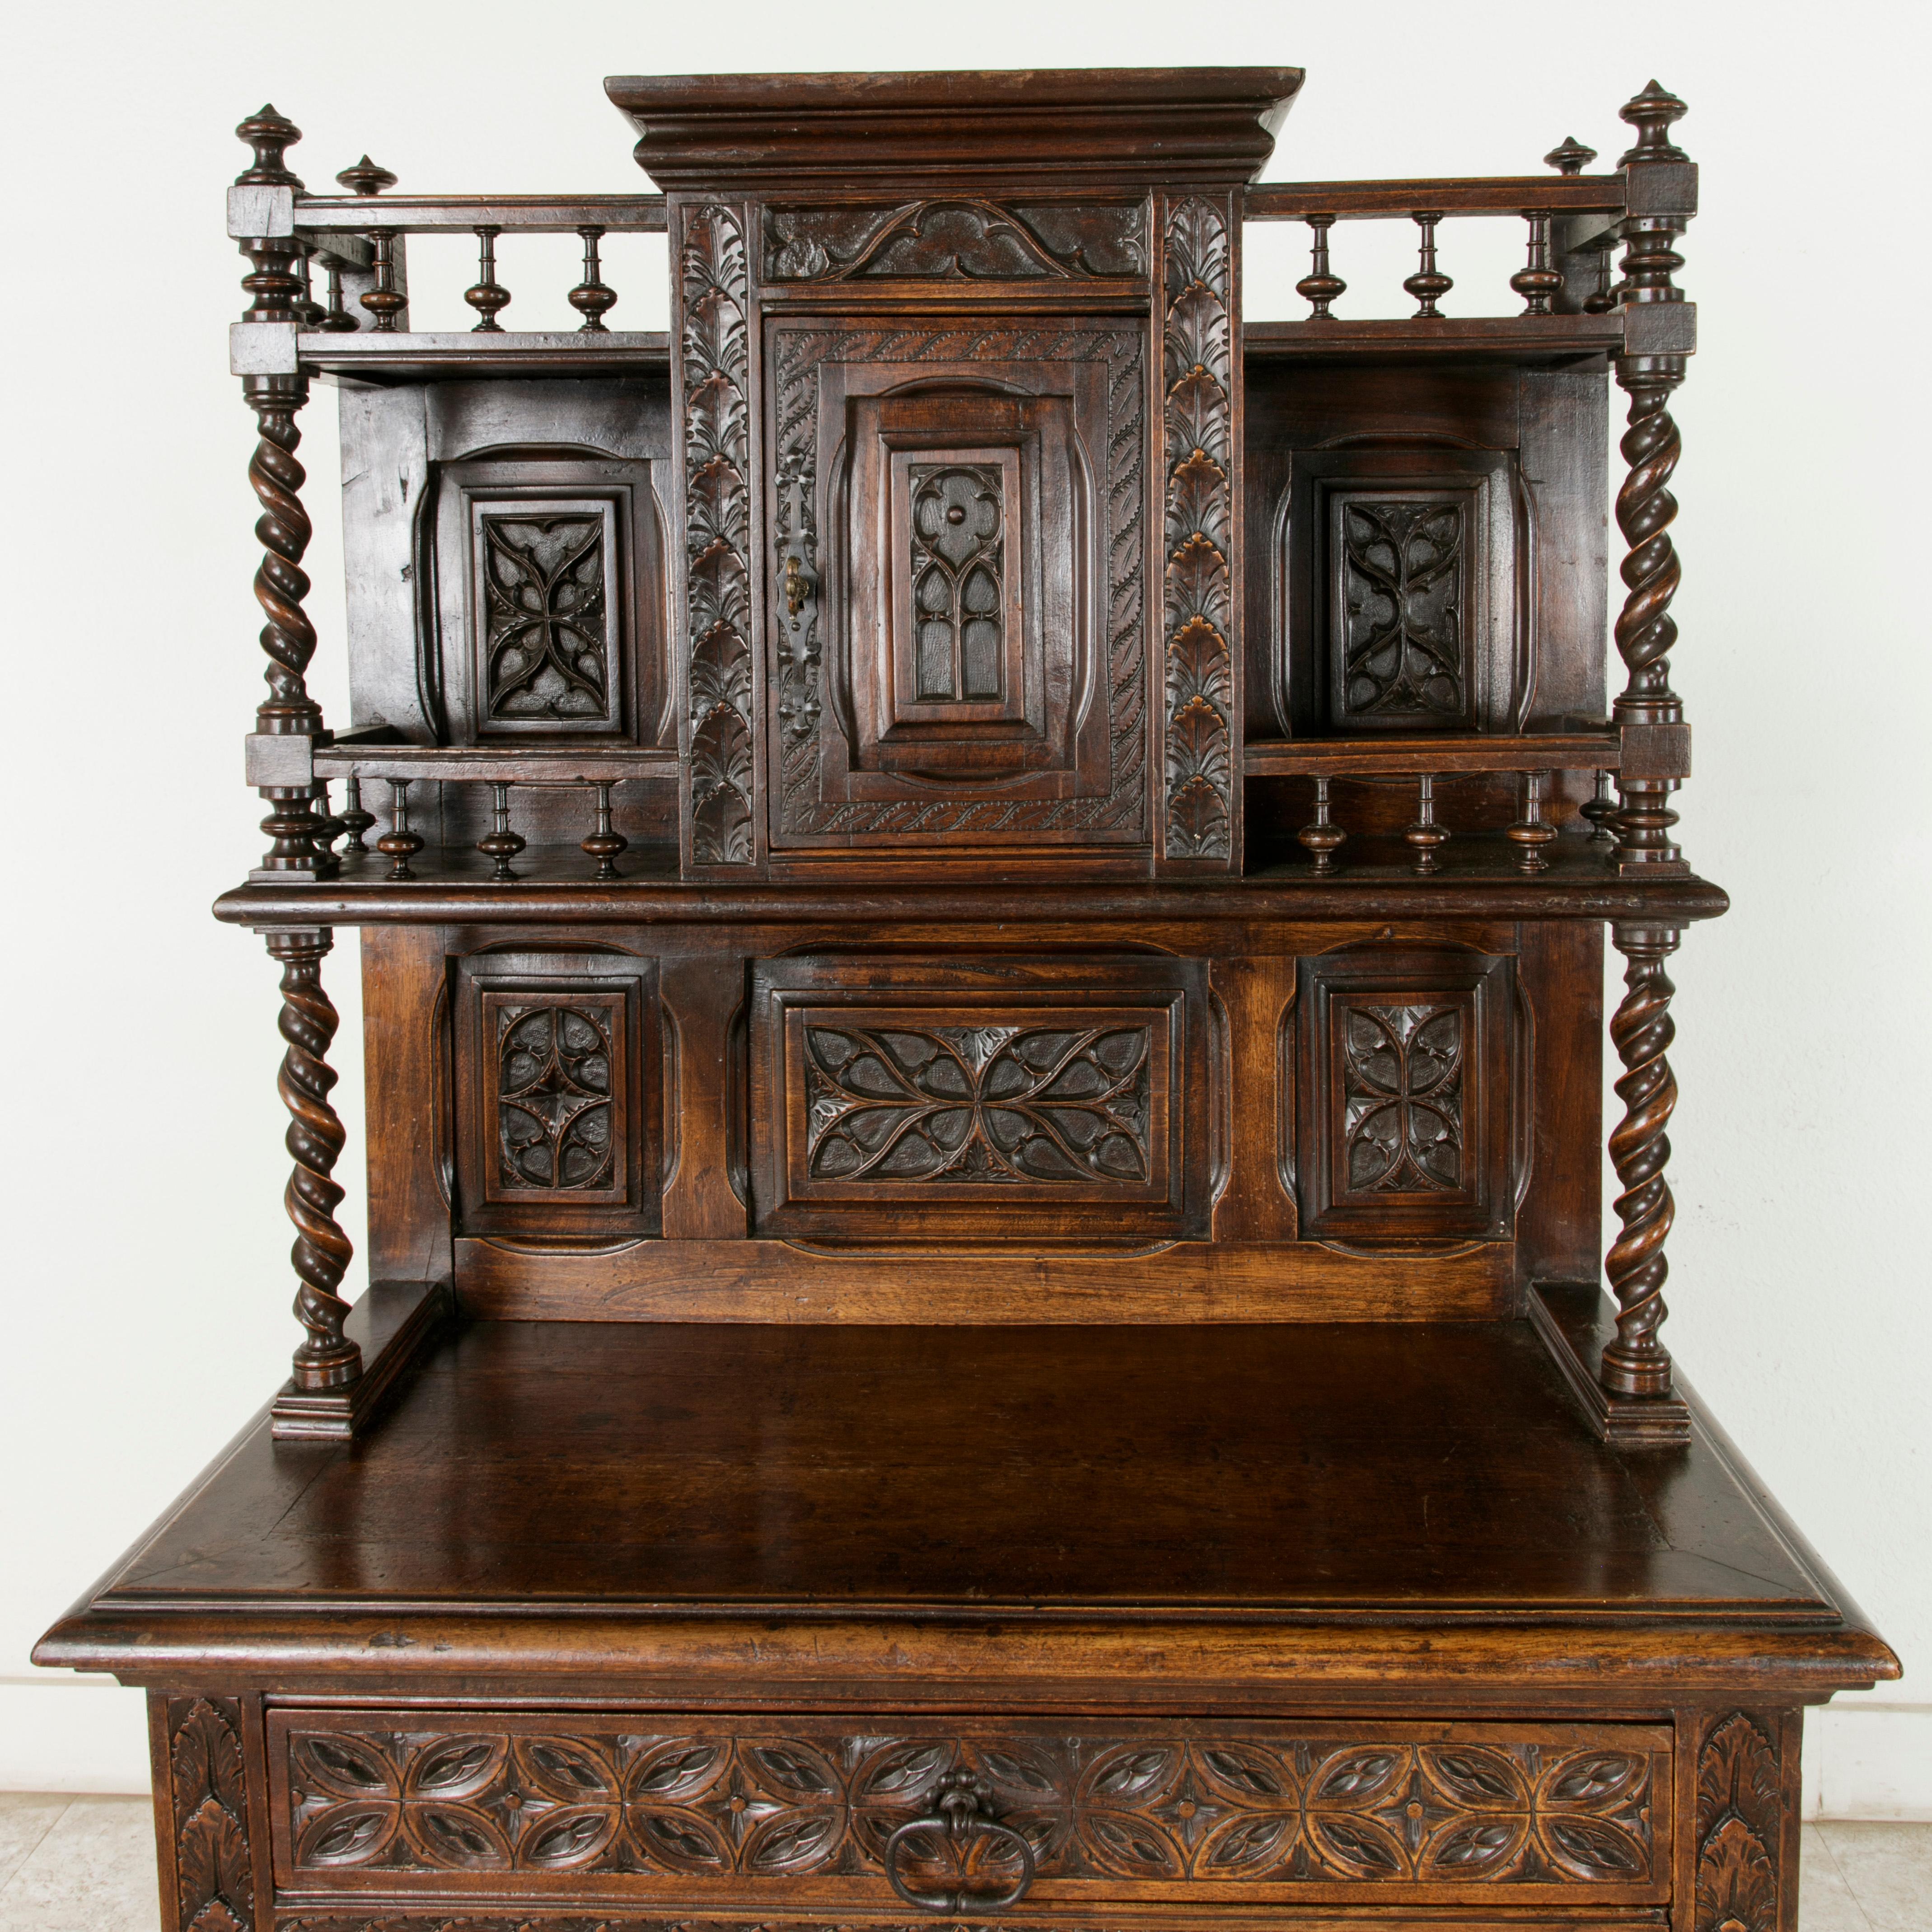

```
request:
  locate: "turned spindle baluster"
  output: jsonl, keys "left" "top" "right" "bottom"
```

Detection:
{"left": 1511, "top": 212, "right": 1562, "bottom": 315}
{"left": 337, "top": 776, "right": 374, "bottom": 854}
{"left": 1540, "top": 138, "right": 1617, "bottom": 314}
{"left": 569, "top": 226, "right": 617, "bottom": 332}
{"left": 478, "top": 783, "right": 525, "bottom": 881}
{"left": 1403, "top": 774, "right": 1449, "bottom": 873}
{"left": 378, "top": 778, "right": 422, "bottom": 880}
{"left": 1610, "top": 82, "right": 1693, "bottom": 873}
{"left": 466, "top": 226, "right": 511, "bottom": 331}
{"left": 1297, "top": 214, "right": 1344, "bottom": 319}
{"left": 1581, "top": 768, "right": 1619, "bottom": 845}
{"left": 337, "top": 156, "right": 404, "bottom": 332}
{"left": 1404, "top": 212, "right": 1451, "bottom": 318}
{"left": 318, "top": 258, "right": 357, "bottom": 332}
{"left": 1601, "top": 923, "right": 1681, "bottom": 1400}
{"left": 309, "top": 780, "right": 344, "bottom": 857}
{"left": 265, "top": 929, "right": 363, "bottom": 1394}
{"left": 1506, "top": 770, "right": 1557, "bottom": 872}
{"left": 582, "top": 782, "right": 627, "bottom": 878}
{"left": 295, "top": 248, "right": 327, "bottom": 328}
{"left": 1296, "top": 777, "right": 1346, "bottom": 872}
{"left": 362, "top": 231, "right": 405, "bottom": 332}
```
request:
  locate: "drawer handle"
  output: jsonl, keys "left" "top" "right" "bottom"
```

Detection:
{"left": 883, "top": 1769, "right": 1036, "bottom": 1914}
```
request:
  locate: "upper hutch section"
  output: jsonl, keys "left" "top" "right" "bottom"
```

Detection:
{"left": 228, "top": 66, "right": 1698, "bottom": 898}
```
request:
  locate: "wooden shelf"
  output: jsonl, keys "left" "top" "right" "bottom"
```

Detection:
{"left": 298, "top": 329, "right": 671, "bottom": 384}
{"left": 215, "top": 840, "right": 1727, "bottom": 927}
{"left": 1244, "top": 314, "right": 1625, "bottom": 362}
{"left": 1244, "top": 731, "right": 1619, "bottom": 777}
{"left": 37, "top": 1317, "right": 1884, "bottom": 1656}
{"left": 314, "top": 744, "right": 679, "bottom": 785}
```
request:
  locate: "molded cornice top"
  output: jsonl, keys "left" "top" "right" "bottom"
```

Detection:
{"left": 603, "top": 67, "right": 1305, "bottom": 192}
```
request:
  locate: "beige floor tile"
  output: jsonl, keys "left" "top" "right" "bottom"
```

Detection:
{"left": 0, "top": 1799, "right": 73, "bottom": 1893}
{"left": 1804, "top": 1822, "right": 1876, "bottom": 1931}
{"left": 1820, "top": 1821, "right": 1932, "bottom": 1932}
{"left": 0, "top": 1795, "right": 157, "bottom": 1932}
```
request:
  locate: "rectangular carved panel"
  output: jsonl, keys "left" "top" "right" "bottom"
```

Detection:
{"left": 765, "top": 317, "right": 1146, "bottom": 853}
{"left": 454, "top": 951, "right": 659, "bottom": 1240}
{"left": 430, "top": 456, "right": 665, "bottom": 746}
{"left": 1276, "top": 445, "right": 1521, "bottom": 736}
{"left": 751, "top": 955, "right": 1207, "bottom": 1240}
{"left": 267, "top": 1708, "right": 1669, "bottom": 1904}
{"left": 764, "top": 199, "right": 1149, "bottom": 282}
{"left": 1296, "top": 946, "right": 1520, "bottom": 1241}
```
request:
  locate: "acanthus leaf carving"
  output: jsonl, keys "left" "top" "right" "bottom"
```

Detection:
{"left": 1693, "top": 1712, "right": 1785, "bottom": 1932}
{"left": 171, "top": 1698, "right": 255, "bottom": 1932}
{"left": 1160, "top": 195, "right": 1235, "bottom": 863}
{"left": 679, "top": 204, "right": 755, "bottom": 867}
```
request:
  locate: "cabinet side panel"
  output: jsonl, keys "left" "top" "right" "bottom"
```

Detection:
{"left": 361, "top": 926, "right": 452, "bottom": 1283}
{"left": 1516, "top": 919, "right": 1603, "bottom": 1295}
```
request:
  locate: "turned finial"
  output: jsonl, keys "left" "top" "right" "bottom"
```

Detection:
{"left": 336, "top": 154, "right": 398, "bottom": 196}
{"left": 1544, "top": 135, "right": 1597, "bottom": 177}
{"left": 1619, "top": 81, "right": 1688, "bottom": 166}
{"left": 234, "top": 104, "right": 304, "bottom": 187}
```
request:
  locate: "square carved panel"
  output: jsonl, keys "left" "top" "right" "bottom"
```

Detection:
{"left": 751, "top": 955, "right": 1210, "bottom": 1240}
{"left": 1296, "top": 947, "right": 1519, "bottom": 1242}
{"left": 1275, "top": 446, "right": 1521, "bottom": 736}
{"left": 454, "top": 951, "right": 659, "bottom": 1240}
{"left": 429, "top": 454, "right": 667, "bottom": 745}
{"left": 765, "top": 316, "right": 1147, "bottom": 851}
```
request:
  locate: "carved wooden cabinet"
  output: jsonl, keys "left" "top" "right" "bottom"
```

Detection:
{"left": 37, "top": 66, "right": 1895, "bottom": 1932}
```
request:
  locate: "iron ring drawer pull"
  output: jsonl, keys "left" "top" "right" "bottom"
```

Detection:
{"left": 882, "top": 1769, "right": 1036, "bottom": 1914}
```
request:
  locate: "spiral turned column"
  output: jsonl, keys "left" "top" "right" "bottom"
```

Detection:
{"left": 266, "top": 930, "right": 362, "bottom": 1392}
{"left": 245, "top": 374, "right": 335, "bottom": 876}
{"left": 1610, "top": 369, "right": 1685, "bottom": 866}
{"left": 1600, "top": 924, "right": 1679, "bottom": 1400}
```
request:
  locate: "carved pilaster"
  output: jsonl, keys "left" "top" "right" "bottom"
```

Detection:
{"left": 1160, "top": 193, "right": 1238, "bottom": 870}
{"left": 1612, "top": 82, "right": 1693, "bottom": 874}
{"left": 1602, "top": 923, "right": 1678, "bottom": 1399}
{"left": 161, "top": 1694, "right": 255, "bottom": 1932}
{"left": 266, "top": 930, "right": 362, "bottom": 1395}
{"left": 678, "top": 201, "right": 757, "bottom": 872}
{"left": 1693, "top": 1710, "right": 1790, "bottom": 1932}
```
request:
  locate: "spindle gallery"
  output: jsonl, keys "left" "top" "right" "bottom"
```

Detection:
{"left": 35, "top": 66, "right": 1894, "bottom": 1932}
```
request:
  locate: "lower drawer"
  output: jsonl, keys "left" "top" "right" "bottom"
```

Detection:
{"left": 267, "top": 1710, "right": 1672, "bottom": 1914}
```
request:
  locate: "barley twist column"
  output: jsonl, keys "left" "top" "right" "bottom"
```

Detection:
{"left": 1601, "top": 923, "right": 1679, "bottom": 1399}
{"left": 266, "top": 930, "right": 362, "bottom": 1390}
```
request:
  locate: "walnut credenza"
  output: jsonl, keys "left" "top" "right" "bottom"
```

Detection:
{"left": 37, "top": 65, "right": 1895, "bottom": 1932}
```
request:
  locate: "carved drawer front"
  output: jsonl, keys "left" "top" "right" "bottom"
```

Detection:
{"left": 764, "top": 312, "right": 1148, "bottom": 853}
{"left": 750, "top": 954, "right": 1210, "bottom": 1240}
{"left": 452, "top": 950, "right": 660, "bottom": 1240}
{"left": 1296, "top": 946, "right": 1523, "bottom": 1242}
{"left": 267, "top": 1710, "right": 1672, "bottom": 1913}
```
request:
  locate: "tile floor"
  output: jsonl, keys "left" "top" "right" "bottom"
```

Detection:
{"left": 0, "top": 1792, "right": 1926, "bottom": 1929}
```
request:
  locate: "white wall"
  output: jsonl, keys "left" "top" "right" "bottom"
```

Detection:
{"left": 2, "top": 0, "right": 1925, "bottom": 1815}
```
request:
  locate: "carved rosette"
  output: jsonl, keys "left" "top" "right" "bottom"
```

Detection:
{"left": 267, "top": 930, "right": 362, "bottom": 1390}
{"left": 169, "top": 1697, "right": 254, "bottom": 1932}
{"left": 1694, "top": 1713, "right": 1785, "bottom": 1932}
{"left": 1601, "top": 925, "right": 1678, "bottom": 1398}
{"left": 679, "top": 204, "right": 755, "bottom": 868}
{"left": 1160, "top": 196, "right": 1236, "bottom": 865}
